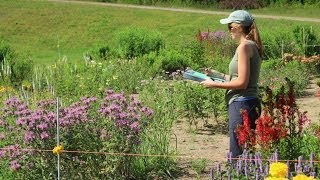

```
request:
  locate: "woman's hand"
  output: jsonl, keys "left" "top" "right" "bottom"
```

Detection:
{"left": 204, "top": 68, "right": 228, "bottom": 81}
{"left": 200, "top": 78, "right": 216, "bottom": 88}
{"left": 203, "top": 68, "right": 221, "bottom": 76}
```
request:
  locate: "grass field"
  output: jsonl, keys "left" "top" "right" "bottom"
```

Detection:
{"left": 0, "top": 0, "right": 319, "bottom": 64}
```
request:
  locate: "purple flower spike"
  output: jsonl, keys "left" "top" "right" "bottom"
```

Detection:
{"left": 209, "top": 167, "right": 214, "bottom": 180}
{"left": 310, "top": 152, "right": 315, "bottom": 167}
{"left": 298, "top": 156, "right": 303, "bottom": 170}
{"left": 255, "top": 169, "right": 259, "bottom": 180}
{"left": 287, "top": 160, "right": 290, "bottom": 178}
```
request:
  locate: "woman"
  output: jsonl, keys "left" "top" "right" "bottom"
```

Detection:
{"left": 200, "top": 10, "right": 263, "bottom": 158}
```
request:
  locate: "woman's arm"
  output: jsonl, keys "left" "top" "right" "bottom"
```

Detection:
{"left": 204, "top": 69, "right": 230, "bottom": 81}
{"left": 201, "top": 43, "right": 252, "bottom": 90}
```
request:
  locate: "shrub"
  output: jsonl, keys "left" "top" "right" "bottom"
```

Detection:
{"left": 180, "top": 40, "right": 207, "bottom": 70}
{"left": 8, "top": 54, "right": 34, "bottom": 88}
{"left": 158, "top": 49, "right": 189, "bottom": 73}
{"left": 260, "top": 59, "right": 309, "bottom": 96}
{"left": 0, "top": 41, "right": 33, "bottom": 88}
{"left": 0, "top": 41, "right": 15, "bottom": 84}
{"left": 116, "top": 27, "right": 165, "bottom": 59}
{"left": 86, "top": 44, "right": 112, "bottom": 61}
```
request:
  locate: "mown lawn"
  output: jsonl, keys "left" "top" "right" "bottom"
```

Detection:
{"left": 0, "top": 0, "right": 319, "bottom": 64}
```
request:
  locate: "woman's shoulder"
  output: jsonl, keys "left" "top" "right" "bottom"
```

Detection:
{"left": 242, "top": 40, "right": 256, "bottom": 46}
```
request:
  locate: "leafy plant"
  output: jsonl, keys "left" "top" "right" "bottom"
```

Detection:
{"left": 158, "top": 49, "right": 189, "bottom": 73}
{"left": 192, "top": 158, "right": 207, "bottom": 176}
{"left": 116, "top": 27, "right": 165, "bottom": 59}
{"left": 293, "top": 26, "right": 320, "bottom": 56}
{"left": 260, "top": 59, "right": 310, "bottom": 96}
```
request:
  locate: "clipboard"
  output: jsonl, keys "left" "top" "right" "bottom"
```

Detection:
{"left": 183, "top": 69, "right": 225, "bottom": 82}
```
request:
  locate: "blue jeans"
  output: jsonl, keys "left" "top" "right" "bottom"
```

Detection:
{"left": 228, "top": 98, "right": 261, "bottom": 158}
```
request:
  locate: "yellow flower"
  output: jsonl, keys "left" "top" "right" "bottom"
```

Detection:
{"left": 293, "top": 174, "right": 316, "bottom": 180}
{"left": 52, "top": 145, "right": 64, "bottom": 155}
{"left": 112, "top": 75, "right": 118, "bottom": 80}
{"left": 269, "top": 162, "right": 288, "bottom": 178}
{"left": 0, "top": 86, "right": 5, "bottom": 93}
{"left": 0, "top": 86, "right": 13, "bottom": 93}
{"left": 265, "top": 177, "right": 288, "bottom": 180}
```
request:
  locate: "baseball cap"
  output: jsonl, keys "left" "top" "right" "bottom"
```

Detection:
{"left": 220, "top": 10, "right": 254, "bottom": 26}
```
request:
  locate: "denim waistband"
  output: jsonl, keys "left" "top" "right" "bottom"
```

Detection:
{"left": 233, "top": 97, "right": 258, "bottom": 102}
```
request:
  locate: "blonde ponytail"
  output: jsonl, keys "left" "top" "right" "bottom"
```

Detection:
{"left": 244, "top": 21, "right": 263, "bottom": 57}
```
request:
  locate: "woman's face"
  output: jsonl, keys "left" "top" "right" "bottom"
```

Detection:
{"left": 228, "top": 23, "right": 242, "bottom": 41}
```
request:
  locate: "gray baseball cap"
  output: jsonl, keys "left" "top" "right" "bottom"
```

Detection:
{"left": 220, "top": 10, "right": 254, "bottom": 26}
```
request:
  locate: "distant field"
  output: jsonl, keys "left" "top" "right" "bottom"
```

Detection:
{"left": 72, "top": 0, "right": 320, "bottom": 18}
{"left": 0, "top": 0, "right": 319, "bottom": 64}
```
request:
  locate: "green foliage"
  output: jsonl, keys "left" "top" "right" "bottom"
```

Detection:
{"left": 8, "top": 55, "right": 34, "bottom": 88}
{"left": 116, "top": 27, "right": 165, "bottom": 59}
{"left": 316, "top": 78, "right": 320, "bottom": 87}
{"left": 293, "top": 26, "right": 320, "bottom": 56}
{"left": 180, "top": 40, "right": 207, "bottom": 70}
{"left": 299, "top": 124, "right": 320, "bottom": 160}
{"left": 0, "top": 41, "right": 34, "bottom": 89}
{"left": 260, "top": 59, "right": 309, "bottom": 96}
{"left": 191, "top": 158, "right": 207, "bottom": 175}
{"left": 0, "top": 41, "right": 15, "bottom": 84}
{"left": 263, "top": 31, "right": 296, "bottom": 59}
{"left": 158, "top": 49, "right": 189, "bottom": 73}
{"left": 0, "top": 40, "right": 14, "bottom": 64}
{"left": 176, "top": 81, "right": 226, "bottom": 129}
{"left": 134, "top": 79, "right": 181, "bottom": 179}
{"left": 86, "top": 43, "right": 112, "bottom": 61}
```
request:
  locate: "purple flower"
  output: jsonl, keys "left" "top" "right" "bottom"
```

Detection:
{"left": 16, "top": 118, "right": 27, "bottom": 126}
{"left": 0, "top": 150, "right": 5, "bottom": 158}
{"left": 40, "top": 132, "right": 49, "bottom": 139}
{"left": 213, "top": 31, "right": 227, "bottom": 39}
{"left": 10, "top": 160, "right": 21, "bottom": 171}
{"left": 37, "top": 99, "right": 55, "bottom": 108}
{"left": 106, "top": 89, "right": 114, "bottom": 95}
{"left": 130, "top": 121, "right": 140, "bottom": 132}
{"left": 131, "top": 100, "right": 141, "bottom": 106}
{"left": 24, "top": 131, "right": 35, "bottom": 144}
{"left": 116, "top": 120, "right": 129, "bottom": 127}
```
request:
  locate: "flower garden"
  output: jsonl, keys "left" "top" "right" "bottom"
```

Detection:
{"left": 1, "top": 1, "right": 320, "bottom": 179}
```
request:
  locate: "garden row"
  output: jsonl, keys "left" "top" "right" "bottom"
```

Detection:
{"left": 0, "top": 25, "right": 319, "bottom": 179}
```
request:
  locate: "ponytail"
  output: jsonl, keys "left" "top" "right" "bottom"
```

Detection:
{"left": 244, "top": 21, "right": 263, "bottom": 57}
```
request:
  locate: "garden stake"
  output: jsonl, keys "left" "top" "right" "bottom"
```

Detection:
{"left": 56, "top": 97, "right": 60, "bottom": 180}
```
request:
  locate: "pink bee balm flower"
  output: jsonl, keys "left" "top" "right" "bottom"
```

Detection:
{"left": 40, "top": 132, "right": 49, "bottom": 139}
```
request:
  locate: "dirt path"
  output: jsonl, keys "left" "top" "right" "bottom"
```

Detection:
{"left": 48, "top": 0, "right": 320, "bottom": 23}
{"left": 296, "top": 78, "right": 320, "bottom": 123}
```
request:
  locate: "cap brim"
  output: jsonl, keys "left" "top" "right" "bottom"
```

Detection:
{"left": 220, "top": 18, "right": 232, "bottom": 24}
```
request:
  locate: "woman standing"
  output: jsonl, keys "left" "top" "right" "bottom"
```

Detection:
{"left": 201, "top": 10, "right": 263, "bottom": 158}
